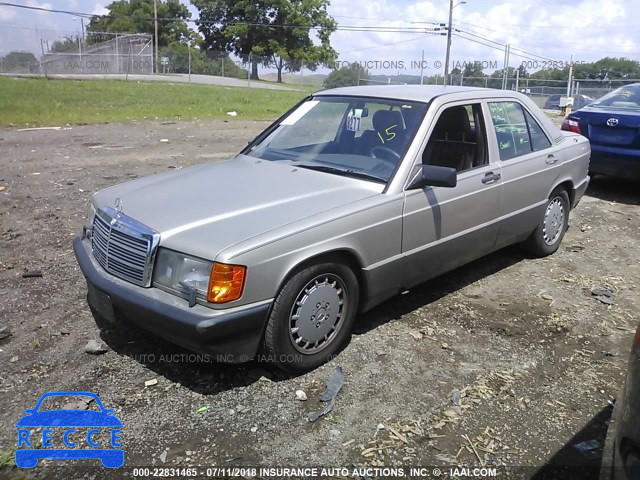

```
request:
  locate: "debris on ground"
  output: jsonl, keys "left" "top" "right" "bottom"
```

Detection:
{"left": 308, "top": 366, "right": 344, "bottom": 422}
{"left": 572, "top": 439, "right": 602, "bottom": 459}
{"left": 145, "top": 378, "right": 158, "bottom": 387}
{"left": 295, "top": 390, "right": 308, "bottom": 401}
{"left": 591, "top": 288, "right": 614, "bottom": 297}
{"left": 226, "top": 111, "right": 238, "bottom": 117}
{"left": 84, "top": 339, "right": 108, "bottom": 355}
{"left": 408, "top": 329, "right": 423, "bottom": 340}
{"left": 0, "top": 326, "right": 12, "bottom": 340}
{"left": 22, "top": 270, "right": 43, "bottom": 278}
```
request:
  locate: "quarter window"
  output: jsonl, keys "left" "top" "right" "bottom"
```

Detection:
{"left": 488, "top": 102, "right": 551, "bottom": 160}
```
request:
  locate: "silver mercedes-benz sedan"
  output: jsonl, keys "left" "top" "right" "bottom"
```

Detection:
{"left": 74, "top": 85, "right": 591, "bottom": 371}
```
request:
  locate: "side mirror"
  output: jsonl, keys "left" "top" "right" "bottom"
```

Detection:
{"left": 407, "top": 164, "right": 457, "bottom": 190}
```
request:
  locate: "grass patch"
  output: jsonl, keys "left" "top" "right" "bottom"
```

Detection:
{"left": 0, "top": 76, "right": 311, "bottom": 126}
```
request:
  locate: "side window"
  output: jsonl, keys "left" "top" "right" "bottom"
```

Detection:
{"left": 422, "top": 103, "right": 487, "bottom": 173}
{"left": 523, "top": 109, "right": 552, "bottom": 151}
{"left": 488, "top": 101, "right": 551, "bottom": 160}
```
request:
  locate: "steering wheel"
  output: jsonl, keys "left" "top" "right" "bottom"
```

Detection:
{"left": 370, "top": 145, "right": 401, "bottom": 165}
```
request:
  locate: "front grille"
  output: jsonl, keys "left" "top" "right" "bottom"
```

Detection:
{"left": 91, "top": 207, "right": 159, "bottom": 287}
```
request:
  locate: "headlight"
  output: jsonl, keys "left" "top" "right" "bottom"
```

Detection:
{"left": 153, "top": 249, "right": 246, "bottom": 305}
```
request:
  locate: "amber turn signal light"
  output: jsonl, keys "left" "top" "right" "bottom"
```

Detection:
{"left": 207, "top": 262, "right": 246, "bottom": 303}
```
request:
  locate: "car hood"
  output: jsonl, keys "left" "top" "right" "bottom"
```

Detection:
{"left": 93, "top": 155, "right": 382, "bottom": 260}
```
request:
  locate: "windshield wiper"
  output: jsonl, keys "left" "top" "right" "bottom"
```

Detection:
{"left": 297, "top": 164, "right": 387, "bottom": 184}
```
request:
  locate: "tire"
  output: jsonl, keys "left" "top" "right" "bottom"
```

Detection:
{"left": 523, "top": 187, "right": 570, "bottom": 257}
{"left": 264, "top": 262, "right": 359, "bottom": 372}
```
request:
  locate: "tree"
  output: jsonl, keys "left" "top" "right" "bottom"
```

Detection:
{"left": 573, "top": 57, "right": 640, "bottom": 81}
{"left": 50, "top": 36, "right": 82, "bottom": 54}
{"left": 460, "top": 62, "right": 487, "bottom": 86}
{"left": 323, "top": 63, "right": 369, "bottom": 89}
{"left": 158, "top": 43, "right": 246, "bottom": 77}
{"left": 87, "top": 0, "right": 193, "bottom": 47}
{"left": 1, "top": 51, "right": 38, "bottom": 73}
{"left": 192, "top": 0, "right": 337, "bottom": 82}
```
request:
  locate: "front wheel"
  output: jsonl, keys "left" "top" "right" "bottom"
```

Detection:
{"left": 523, "top": 187, "right": 570, "bottom": 257}
{"left": 264, "top": 262, "right": 359, "bottom": 372}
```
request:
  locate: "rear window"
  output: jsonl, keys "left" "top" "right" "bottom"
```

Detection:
{"left": 591, "top": 84, "right": 640, "bottom": 110}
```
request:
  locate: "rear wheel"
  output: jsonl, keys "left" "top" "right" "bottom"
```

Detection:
{"left": 523, "top": 187, "right": 570, "bottom": 257}
{"left": 264, "top": 262, "right": 359, "bottom": 372}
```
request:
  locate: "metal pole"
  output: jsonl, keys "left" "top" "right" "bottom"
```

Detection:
{"left": 515, "top": 67, "right": 519, "bottom": 91}
{"left": 566, "top": 54, "right": 573, "bottom": 97}
{"left": 78, "top": 34, "right": 83, "bottom": 74}
{"left": 247, "top": 54, "right": 251, "bottom": 87}
{"left": 188, "top": 42, "right": 191, "bottom": 83}
{"left": 444, "top": 0, "right": 453, "bottom": 84}
{"left": 420, "top": 49, "right": 425, "bottom": 85}
{"left": 154, "top": 0, "right": 159, "bottom": 74}
{"left": 40, "top": 37, "right": 47, "bottom": 77}
{"left": 115, "top": 33, "right": 118, "bottom": 73}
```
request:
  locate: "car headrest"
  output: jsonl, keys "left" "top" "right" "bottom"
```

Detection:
{"left": 373, "top": 110, "right": 404, "bottom": 133}
{"left": 433, "top": 106, "right": 471, "bottom": 138}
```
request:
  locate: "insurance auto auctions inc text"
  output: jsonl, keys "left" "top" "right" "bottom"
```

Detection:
{"left": 331, "top": 60, "right": 499, "bottom": 71}
{"left": 195, "top": 466, "right": 498, "bottom": 478}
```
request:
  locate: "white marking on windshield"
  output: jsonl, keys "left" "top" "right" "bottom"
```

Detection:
{"left": 280, "top": 100, "right": 320, "bottom": 126}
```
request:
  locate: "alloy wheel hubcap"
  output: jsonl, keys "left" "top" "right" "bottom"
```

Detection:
{"left": 543, "top": 197, "right": 565, "bottom": 245}
{"left": 289, "top": 274, "right": 346, "bottom": 354}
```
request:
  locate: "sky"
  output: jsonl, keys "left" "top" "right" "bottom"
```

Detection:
{"left": 0, "top": 0, "right": 638, "bottom": 77}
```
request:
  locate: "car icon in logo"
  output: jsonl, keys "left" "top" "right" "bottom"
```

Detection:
{"left": 15, "top": 391, "right": 123, "bottom": 468}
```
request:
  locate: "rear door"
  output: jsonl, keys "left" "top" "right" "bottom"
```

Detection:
{"left": 486, "top": 100, "right": 561, "bottom": 247}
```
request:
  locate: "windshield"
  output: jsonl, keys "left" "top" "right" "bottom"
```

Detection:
{"left": 246, "top": 96, "right": 428, "bottom": 183}
{"left": 591, "top": 84, "right": 640, "bottom": 110}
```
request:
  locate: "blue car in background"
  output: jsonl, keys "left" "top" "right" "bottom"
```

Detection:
{"left": 15, "top": 391, "right": 123, "bottom": 468}
{"left": 562, "top": 83, "right": 640, "bottom": 179}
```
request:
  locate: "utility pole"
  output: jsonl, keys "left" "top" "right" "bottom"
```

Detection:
{"left": 154, "top": 0, "right": 159, "bottom": 74}
{"left": 444, "top": 0, "right": 466, "bottom": 85}
{"left": 444, "top": 0, "right": 453, "bottom": 83}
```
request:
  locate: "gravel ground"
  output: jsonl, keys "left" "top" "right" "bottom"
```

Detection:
{"left": 0, "top": 120, "right": 639, "bottom": 479}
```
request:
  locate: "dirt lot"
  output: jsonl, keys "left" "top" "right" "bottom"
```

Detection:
{"left": 1, "top": 120, "right": 639, "bottom": 479}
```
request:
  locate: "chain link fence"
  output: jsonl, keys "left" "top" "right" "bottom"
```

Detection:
{"left": 0, "top": 26, "right": 317, "bottom": 86}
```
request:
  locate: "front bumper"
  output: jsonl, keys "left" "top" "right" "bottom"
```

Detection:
{"left": 73, "top": 236, "right": 271, "bottom": 362}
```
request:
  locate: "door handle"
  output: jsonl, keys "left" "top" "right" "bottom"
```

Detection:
{"left": 481, "top": 172, "right": 501, "bottom": 184}
{"left": 546, "top": 154, "right": 558, "bottom": 165}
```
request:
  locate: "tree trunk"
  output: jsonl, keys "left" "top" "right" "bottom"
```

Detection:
{"left": 276, "top": 57, "right": 283, "bottom": 83}
{"left": 251, "top": 60, "right": 259, "bottom": 80}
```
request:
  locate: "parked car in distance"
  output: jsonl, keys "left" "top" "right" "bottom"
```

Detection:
{"left": 601, "top": 323, "right": 640, "bottom": 480}
{"left": 74, "top": 85, "right": 591, "bottom": 372}
{"left": 544, "top": 93, "right": 595, "bottom": 111}
{"left": 562, "top": 83, "right": 640, "bottom": 179}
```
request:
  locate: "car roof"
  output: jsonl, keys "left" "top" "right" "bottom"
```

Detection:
{"left": 314, "top": 85, "right": 529, "bottom": 103}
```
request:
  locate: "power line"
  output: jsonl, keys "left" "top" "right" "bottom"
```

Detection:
{"left": 0, "top": 1, "right": 93, "bottom": 18}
